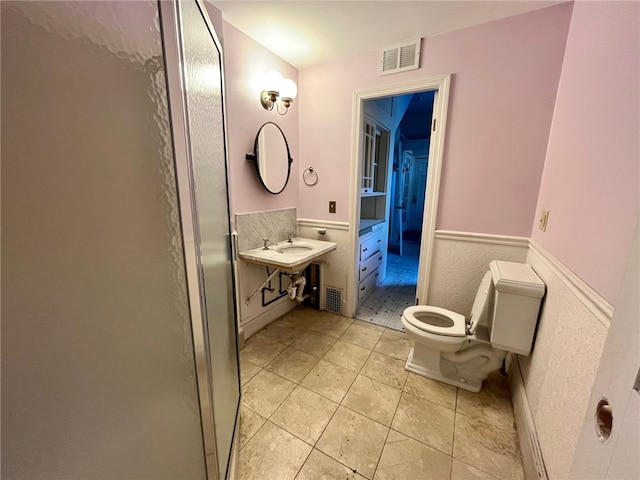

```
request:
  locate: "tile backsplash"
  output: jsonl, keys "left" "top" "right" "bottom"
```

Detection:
{"left": 235, "top": 208, "right": 297, "bottom": 253}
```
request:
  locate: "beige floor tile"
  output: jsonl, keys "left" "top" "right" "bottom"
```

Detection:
{"left": 265, "top": 347, "right": 319, "bottom": 383}
{"left": 391, "top": 392, "right": 455, "bottom": 454}
{"left": 340, "top": 322, "right": 385, "bottom": 350}
{"left": 323, "top": 340, "right": 372, "bottom": 372}
{"left": 239, "top": 421, "right": 312, "bottom": 480}
{"left": 456, "top": 373, "right": 515, "bottom": 431}
{"left": 290, "top": 331, "right": 337, "bottom": 357}
{"left": 285, "top": 305, "right": 337, "bottom": 325}
{"left": 361, "top": 352, "right": 408, "bottom": 389}
{"left": 271, "top": 386, "right": 339, "bottom": 445}
{"left": 404, "top": 372, "right": 457, "bottom": 410}
{"left": 481, "top": 371, "right": 512, "bottom": 402}
{"left": 300, "top": 359, "right": 357, "bottom": 403}
{"left": 296, "top": 449, "right": 367, "bottom": 480}
{"left": 373, "top": 429, "right": 452, "bottom": 480}
{"left": 316, "top": 406, "right": 389, "bottom": 479}
{"left": 242, "top": 370, "right": 296, "bottom": 417}
{"left": 453, "top": 413, "right": 524, "bottom": 480}
{"left": 255, "top": 317, "right": 307, "bottom": 346}
{"left": 451, "top": 459, "right": 499, "bottom": 479}
{"left": 342, "top": 375, "right": 401, "bottom": 426}
{"left": 240, "top": 357, "right": 262, "bottom": 386}
{"left": 309, "top": 314, "right": 354, "bottom": 338}
{"left": 238, "top": 313, "right": 522, "bottom": 480}
{"left": 373, "top": 330, "right": 413, "bottom": 361}
{"left": 240, "top": 335, "right": 287, "bottom": 367}
{"left": 239, "top": 405, "right": 266, "bottom": 449}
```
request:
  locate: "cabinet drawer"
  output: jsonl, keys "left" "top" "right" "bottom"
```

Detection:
{"left": 359, "top": 251, "right": 383, "bottom": 281}
{"left": 358, "top": 269, "right": 380, "bottom": 301}
{"left": 360, "top": 233, "right": 383, "bottom": 261}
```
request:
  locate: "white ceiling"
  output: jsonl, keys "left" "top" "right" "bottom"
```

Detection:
{"left": 211, "top": 1, "right": 565, "bottom": 69}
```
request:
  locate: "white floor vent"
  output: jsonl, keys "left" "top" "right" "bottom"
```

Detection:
{"left": 325, "top": 287, "right": 343, "bottom": 315}
{"left": 379, "top": 38, "right": 421, "bottom": 76}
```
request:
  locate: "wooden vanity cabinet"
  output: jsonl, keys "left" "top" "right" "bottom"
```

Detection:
{"left": 357, "top": 223, "right": 387, "bottom": 305}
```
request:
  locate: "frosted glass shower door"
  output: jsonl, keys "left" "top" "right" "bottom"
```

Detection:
{"left": 160, "top": 1, "right": 240, "bottom": 478}
{"left": 2, "top": 1, "right": 211, "bottom": 478}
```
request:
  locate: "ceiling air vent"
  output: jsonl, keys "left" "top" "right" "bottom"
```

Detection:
{"left": 379, "top": 38, "right": 421, "bottom": 76}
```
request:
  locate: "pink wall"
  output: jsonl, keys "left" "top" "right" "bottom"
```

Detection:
{"left": 531, "top": 2, "right": 639, "bottom": 305}
{"left": 203, "top": 2, "right": 223, "bottom": 43}
{"left": 222, "top": 21, "right": 299, "bottom": 215}
{"left": 298, "top": 4, "right": 572, "bottom": 234}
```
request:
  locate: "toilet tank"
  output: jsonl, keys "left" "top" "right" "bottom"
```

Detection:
{"left": 488, "top": 260, "right": 545, "bottom": 355}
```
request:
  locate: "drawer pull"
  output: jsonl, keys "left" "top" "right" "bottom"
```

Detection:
{"left": 378, "top": 256, "right": 382, "bottom": 260}
{"left": 361, "top": 286, "right": 366, "bottom": 291}
{"left": 362, "top": 267, "right": 367, "bottom": 272}
{"left": 363, "top": 247, "right": 368, "bottom": 252}
{"left": 375, "top": 272, "right": 379, "bottom": 277}
{"left": 377, "top": 239, "right": 381, "bottom": 243}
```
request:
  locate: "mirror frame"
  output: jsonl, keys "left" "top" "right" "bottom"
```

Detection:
{"left": 245, "top": 122, "right": 293, "bottom": 195}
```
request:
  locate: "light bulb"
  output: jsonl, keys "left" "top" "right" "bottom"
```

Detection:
{"left": 280, "top": 78, "right": 298, "bottom": 102}
{"left": 264, "top": 70, "right": 283, "bottom": 94}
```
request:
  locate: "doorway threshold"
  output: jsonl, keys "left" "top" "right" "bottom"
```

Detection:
{"left": 355, "top": 250, "right": 419, "bottom": 331}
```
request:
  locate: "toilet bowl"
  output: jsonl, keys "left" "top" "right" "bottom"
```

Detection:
{"left": 402, "top": 261, "right": 545, "bottom": 392}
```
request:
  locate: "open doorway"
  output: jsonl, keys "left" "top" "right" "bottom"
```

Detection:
{"left": 347, "top": 75, "right": 450, "bottom": 330}
{"left": 389, "top": 91, "right": 435, "bottom": 256}
{"left": 355, "top": 91, "right": 435, "bottom": 330}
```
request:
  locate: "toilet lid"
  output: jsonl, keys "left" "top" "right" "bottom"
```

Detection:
{"left": 467, "top": 271, "right": 492, "bottom": 335}
{"left": 403, "top": 306, "right": 467, "bottom": 336}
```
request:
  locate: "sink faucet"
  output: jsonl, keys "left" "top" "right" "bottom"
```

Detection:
{"left": 287, "top": 232, "right": 294, "bottom": 243}
{"left": 262, "top": 238, "right": 270, "bottom": 250}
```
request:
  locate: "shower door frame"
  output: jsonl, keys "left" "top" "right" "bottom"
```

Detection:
{"left": 159, "top": 1, "right": 240, "bottom": 478}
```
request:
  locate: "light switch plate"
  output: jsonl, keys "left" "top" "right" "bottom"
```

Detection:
{"left": 539, "top": 209, "right": 549, "bottom": 231}
{"left": 329, "top": 201, "right": 336, "bottom": 214}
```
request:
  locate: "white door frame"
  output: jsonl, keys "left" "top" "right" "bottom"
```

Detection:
{"left": 346, "top": 75, "right": 451, "bottom": 317}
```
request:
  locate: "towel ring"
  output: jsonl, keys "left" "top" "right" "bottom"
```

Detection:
{"left": 303, "top": 167, "right": 318, "bottom": 186}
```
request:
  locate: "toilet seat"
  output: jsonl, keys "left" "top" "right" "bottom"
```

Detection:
{"left": 403, "top": 306, "right": 467, "bottom": 337}
{"left": 403, "top": 271, "right": 493, "bottom": 338}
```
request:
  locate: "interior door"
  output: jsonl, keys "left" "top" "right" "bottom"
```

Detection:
{"left": 399, "top": 151, "right": 413, "bottom": 253}
{"left": 408, "top": 157, "right": 427, "bottom": 231}
{"left": 570, "top": 226, "right": 639, "bottom": 479}
{"left": 161, "top": 1, "right": 240, "bottom": 478}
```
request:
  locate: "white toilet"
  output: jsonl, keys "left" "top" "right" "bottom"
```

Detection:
{"left": 402, "top": 260, "right": 545, "bottom": 392}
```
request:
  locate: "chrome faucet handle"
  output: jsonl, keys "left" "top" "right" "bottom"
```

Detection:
{"left": 287, "top": 232, "right": 294, "bottom": 243}
{"left": 262, "top": 238, "right": 270, "bottom": 250}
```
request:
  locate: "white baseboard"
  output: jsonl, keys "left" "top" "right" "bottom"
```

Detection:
{"left": 509, "top": 355, "right": 548, "bottom": 480}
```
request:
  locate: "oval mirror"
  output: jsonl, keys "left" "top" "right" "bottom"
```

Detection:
{"left": 245, "top": 122, "right": 293, "bottom": 194}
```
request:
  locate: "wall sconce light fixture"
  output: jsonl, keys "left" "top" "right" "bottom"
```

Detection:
{"left": 260, "top": 70, "right": 297, "bottom": 115}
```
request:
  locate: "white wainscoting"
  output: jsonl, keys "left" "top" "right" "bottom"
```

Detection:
{"left": 514, "top": 241, "right": 611, "bottom": 480}
{"left": 428, "top": 231, "right": 614, "bottom": 480}
{"left": 297, "top": 219, "right": 351, "bottom": 314}
{"left": 235, "top": 223, "right": 613, "bottom": 479}
{"left": 427, "top": 231, "right": 530, "bottom": 314}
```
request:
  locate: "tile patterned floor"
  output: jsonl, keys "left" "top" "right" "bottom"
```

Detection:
{"left": 356, "top": 244, "right": 420, "bottom": 331}
{"left": 238, "top": 307, "right": 524, "bottom": 480}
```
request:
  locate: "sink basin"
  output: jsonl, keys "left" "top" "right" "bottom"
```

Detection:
{"left": 274, "top": 242, "right": 313, "bottom": 254}
{"left": 239, "top": 237, "right": 337, "bottom": 273}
